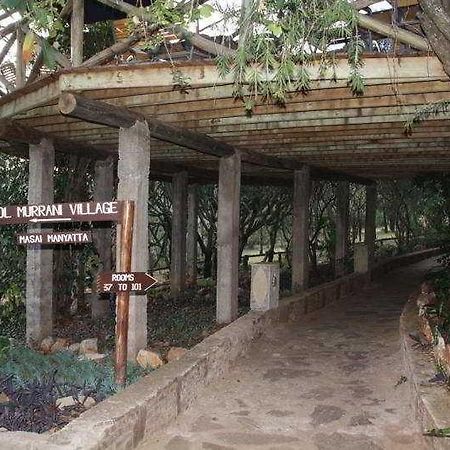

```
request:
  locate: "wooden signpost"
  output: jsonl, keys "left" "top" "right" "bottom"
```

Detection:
{"left": 0, "top": 199, "right": 145, "bottom": 386}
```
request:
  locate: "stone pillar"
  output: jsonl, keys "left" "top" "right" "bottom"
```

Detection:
{"left": 365, "top": 183, "right": 377, "bottom": 267}
{"left": 117, "top": 121, "right": 150, "bottom": 360}
{"left": 26, "top": 139, "right": 55, "bottom": 345}
{"left": 250, "top": 263, "right": 280, "bottom": 311}
{"left": 292, "top": 167, "right": 310, "bottom": 293}
{"left": 354, "top": 243, "right": 369, "bottom": 273}
{"left": 186, "top": 184, "right": 198, "bottom": 286}
{"left": 335, "top": 182, "right": 350, "bottom": 278}
{"left": 170, "top": 171, "right": 188, "bottom": 297}
{"left": 216, "top": 152, "right": 241, "bottom": 323}
{"left": 92, "top": 157, "right": 114, "bottom": 319}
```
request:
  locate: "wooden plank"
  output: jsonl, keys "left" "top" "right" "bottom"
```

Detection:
{"left": 58, "top": 56, "right": 446, "bottom": 91}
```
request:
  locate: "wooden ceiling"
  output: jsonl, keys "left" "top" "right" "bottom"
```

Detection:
{"left": 0, "top": 54, "right": 449, "bottom": 181}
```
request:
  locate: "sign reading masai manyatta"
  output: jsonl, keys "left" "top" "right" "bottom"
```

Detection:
{"left": 17, "top": 231, "right": 93, "bottom": 245}
{"left": 0, "top": 201, "right": 122, "bottom": 225}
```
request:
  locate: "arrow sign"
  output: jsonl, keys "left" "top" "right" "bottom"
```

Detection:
{"left": 0, "top": 201, "right": 123, "bottom": 225}
{"left": 97, "top": 272, "right": 158, "bottom": 294}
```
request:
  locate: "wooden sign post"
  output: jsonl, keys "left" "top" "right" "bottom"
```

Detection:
{"left": 0, "top": 199, "right": 138, "bottom": 387}
{"left": 115, "top": 200, "right": 135, "bottom": 387}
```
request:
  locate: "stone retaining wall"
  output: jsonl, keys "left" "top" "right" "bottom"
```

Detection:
{"left": 0, "top": 248, "right": 439, "bottom": 450}
{"left": 400, "top": 298, "right": 450, "bottom": 450}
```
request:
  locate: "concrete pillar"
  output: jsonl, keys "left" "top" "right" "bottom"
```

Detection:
{"left": 292, "top": 166, "right": 310, "bottom": 293}
{"left": 170, "top": 171, "right": 188, "bottom": 297}
{"left": 186, "top": 184, "right": 198, "bottom": 286}
{"left": 117, "top": 121, "right": 150, "bottom": 360}
{"left": 365, "top": 183, "right": 377, "bottom": 267}
{"left": 354, "top": 243, "right": 369, "bottom": 273}
{"left": 216, "top": 152, "right": 241, "bottom": 323}
{"left": 250, "top": 263, "right": 280, "bottom": 311}
{"left": 26, "top": 139, "right": 55, "bottom": 344}
{"left": 92, "top": 157, "right": 114, "bottom": 319}
{"left": 335, "top": 182, "right": 350, "bottom": 278}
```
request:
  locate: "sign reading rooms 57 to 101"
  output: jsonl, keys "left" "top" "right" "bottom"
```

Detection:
{"left": 0, "top": 201, "right": 121, "bottom": 225}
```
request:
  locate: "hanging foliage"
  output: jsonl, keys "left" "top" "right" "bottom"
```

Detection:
{"left": 214, "top": 0, "right": 364, "bottom": 109}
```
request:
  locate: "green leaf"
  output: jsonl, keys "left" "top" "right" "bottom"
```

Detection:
{"left": 198, "top": 4, "right": 214, "bottom": 19}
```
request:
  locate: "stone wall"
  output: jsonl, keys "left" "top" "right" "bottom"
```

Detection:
{"left": 0, "top": 248, "right": 439, "bottom": 450}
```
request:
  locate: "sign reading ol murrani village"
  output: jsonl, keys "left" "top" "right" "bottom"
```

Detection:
{"left": 0, "top": 201, "right": 121, "bottom": 225}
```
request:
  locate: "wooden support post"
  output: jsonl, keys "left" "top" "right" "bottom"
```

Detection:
{"left": 292, "top": 167, "right": 310, "bottom": 293}
{"left": 115, "top": 200, "right": 134, "bottom": 387}
{"left": 71, "top": 0, "right": 84, "bottom": 66}
{"left": 26, "top": 139, "right": 54, "bottom": 344}
{"left": 216, "top": 152, "right": 241, "bottom": 323}
{"left": 170, "top": 171, "right": 188, "bottom": 297}
{"left": 92, "top": 157, "right": 114, "bottom": 319}
{"left": 335, "top": 181, "right": 350, "bottom": 278}
{"left": 186, "top": 184, "right": 198, "bottom": 286}
{"left": 365, "top": 183, "right": 377, "bottom": 267}
{"left": 117, "top": 121, "right": 150, "bottom": 361}
{"left": 15, "top": 27, "right": 25, "bottom": 89}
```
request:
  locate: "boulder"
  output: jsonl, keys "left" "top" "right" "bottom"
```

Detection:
{"left": 57, "top": 395, "right": 96, "bottom": 409}
{"left": 167, "top": 347, "right": 188, "bottom": 362}
{"left": 136, "top": 349, "right": 164, "bottom": 369}
{"left": 79, "top": 352, "right": 107, "bottom": 363}
{"left": 79, "top": 338, "right": 98, "bottom": 355}
{"left": 51, "top": 338, "right": 70, "bottom": 353}
{"left": 40, "top": 336, "right": 54, "bottom": 354}
{"left": 68, "top": 343, "right": 81, "bottom": 354}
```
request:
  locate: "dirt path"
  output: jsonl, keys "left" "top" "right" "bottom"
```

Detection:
{"left": 138, "top": 259, "right": 438, "bottom": 450}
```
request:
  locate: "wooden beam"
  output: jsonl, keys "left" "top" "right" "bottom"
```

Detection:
{"left": 0, "top": 118, "right": 112, "bottom": 159}
{"left": 0, "top": 34, "right": 15, "bottom": 66}
{"left": 357, "top": 13, "right": 430, "bottom": 51}
{"left": 80, "top": 32, "right": 143, "bottom": 67}
{"left": 59, "top": 92, "right": 234, "bottom": 157}
{"left": 15, "top": 27, "right": 25, "bottom": 89}
{"left": 58, "top": 93, "right": 373, "bottom": 184}
{"left": 71, "top": 0, "right": 84, "bottom": 66}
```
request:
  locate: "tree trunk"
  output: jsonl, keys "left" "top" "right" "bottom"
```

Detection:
{"left": 419, "top": 0, "right": 450, "bottom": 76}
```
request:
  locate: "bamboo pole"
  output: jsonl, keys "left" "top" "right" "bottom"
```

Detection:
{"left": 115, "top": 200, "right": 135, "bottom": 387}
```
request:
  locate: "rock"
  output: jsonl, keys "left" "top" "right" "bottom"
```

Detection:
{"left": 68, "top": 343, "right": 81, "bottom": 354}
{"left": 0, "top": 427, "right": 7, "bottom": 432}
{"left": 418, "top": 315, "right": 434, "bottom": 344}
{"left": 167, "top": 347, "right": 188, "bottom": 362}
{"left": 51, "top": 338, "right": 70, "bottom": 353}
{"left": 0, "top": 393, "right": 9, "bottom": 404}
{"left": 421, "top": 281, "right": 434, "bottom": 294}
{"left": 79, "top": 352, "right": 107, "bottom": 363}
{"left": 79, "top": 338, "right": 98, "bottom": 355}
{"left": 40, "top": 336, "right": 54, "bottom": 354}
{"left": 57, "top": 395, "right": 96, "bottom": 409}
{"left": 136, "top": 349, "right": 164, "bottom": 369}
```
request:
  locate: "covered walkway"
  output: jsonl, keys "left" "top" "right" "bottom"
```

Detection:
{"left": 138, "top": 259, "right": 437, "bottom": 450}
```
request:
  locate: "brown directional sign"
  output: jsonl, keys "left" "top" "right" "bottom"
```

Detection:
{"left": 0, "top": 201, "right": 122, "bottom": 225}
{"left": 97, "top": 272, "right": 158, "bottom": 294}
{"left": 17, "top": 231, "right": 93, "bottom": 245}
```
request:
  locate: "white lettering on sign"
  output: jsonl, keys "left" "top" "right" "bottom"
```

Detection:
{"left": 111, "top": 273, "right": 135, "bottom": 282}
{"left": 17, "top": 204, "right": 63, "bottom": 218}
{"left": 18, "top": 234, "right": 43, "bottom": 244}
{"left": 68, "top": 202, "right": 118, "bottom": 216}
{"left": 0, "top": 207, "right": 12, "bottom": 219}
{"left": 47, "top": 232, "right": 90, "bottom": 244}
